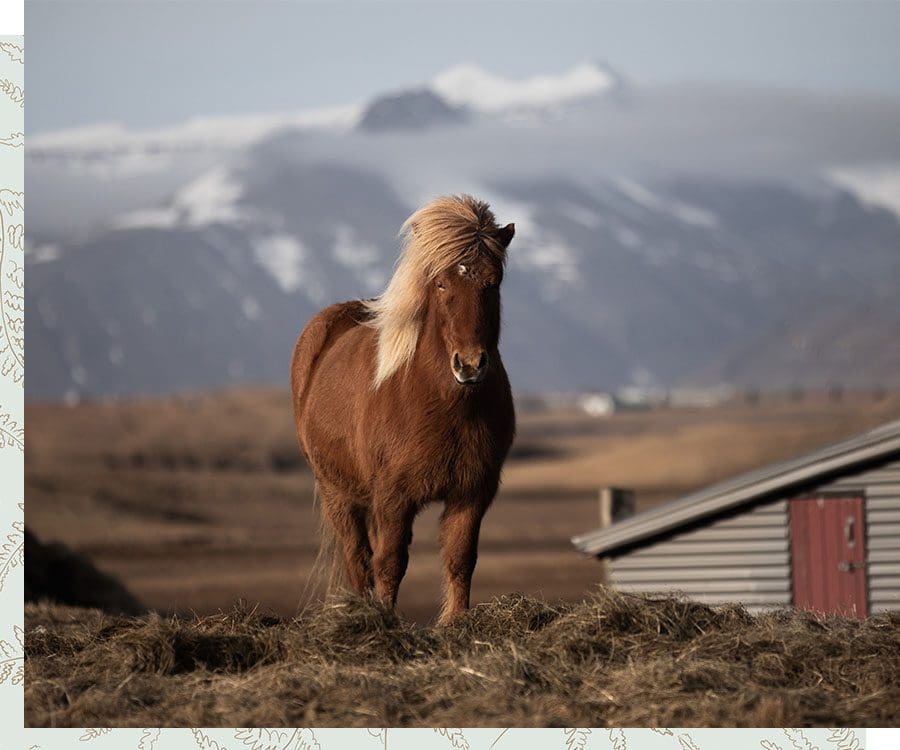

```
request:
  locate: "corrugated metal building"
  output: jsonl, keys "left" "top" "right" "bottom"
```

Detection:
{"left": 572, "top": 420, "right": 900, "bottom": 616}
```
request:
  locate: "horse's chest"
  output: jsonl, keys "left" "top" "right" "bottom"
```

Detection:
{"left": 417, "top": 419, "right": 499, "bottom": 495}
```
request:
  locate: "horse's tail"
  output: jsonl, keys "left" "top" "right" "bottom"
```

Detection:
{"left": 298, "top": 481, "right": 348, "bottom": 611}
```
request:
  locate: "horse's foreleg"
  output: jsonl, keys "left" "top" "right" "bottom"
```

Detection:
{"left": 371, "top": 502, "right": 414, "bottom": 607}
{"left": 322, "top": 498, "right": 373, "bottom": 594}
{"left": 438, "top": 498, "right": 488, "bottom": 624}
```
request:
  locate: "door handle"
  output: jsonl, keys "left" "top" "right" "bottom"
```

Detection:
{"left": 838, "top": 561, "right": 865, "bottom": 572}
{"left": 844, "top": 516, "right": 856, "bottom": 547}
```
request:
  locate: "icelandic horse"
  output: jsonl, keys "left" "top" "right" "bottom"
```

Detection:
{"left": 291, "top": 195, "right": 515, "bottom": 623}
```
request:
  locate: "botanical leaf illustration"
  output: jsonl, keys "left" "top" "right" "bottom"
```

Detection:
{"left": 678, "top": 734, "right": 701, "bottom": 750}
{"left": 0, "top": 188, "right": 24, "bottom": 382}
{"left": 0, "top": 411, "right": 24, "bottom": 450}
{"left": 827, "top": 729, "right": 860, "bottom": 750}
{"left": 608, "top": 728, "right": 627, "bottom": 750}
{"left": 434, "top": 728, "right": 470, "bottom": 750}
{"left": 652, "top": 729, "right": 674, "bottom": 736}
{"left": 79, "top": 729, "right": 113, "bottom": 741}
{"left": 367, "top": 729, "right": 388, "bottom": 749}
{"left": 193, "top": 729, "right": 228, "bottom": 750}
{"left": 784, "top": 730, "right": 820, "bottom": 750}
{"left": 0, "top": 518, "right": 23, "bottom": 590}
{"left": 0, "top": 132, "right": 22, "bottom": 148}
{"left": 139, "top": 729, "right": 161, "bottom": 750}
{"left": 235, "top": 729, "right": 320, "bottom": 750}
{"left": 0, "top": 626, "right": 23, "bottom": 685}
{"left": 0, "top": 190, "right": 22, "bottom": 216}
{"left": 0, "top": 79, "right": 23, "bottom": 108}
{"left": 564, "top": 728, "right": 591, "bottom": 750}
{"left": 0, "top": 42, "right": 23, "bottom": 64}
{"left": 292, "top": 731, "right": 321, "bottom": 750}
{"left": 7, "top": 222, "right": 23, "bottom": 249}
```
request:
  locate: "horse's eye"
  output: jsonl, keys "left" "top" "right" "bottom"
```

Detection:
{"left": 436, "top": 280, "right": 445, "bottom": 290}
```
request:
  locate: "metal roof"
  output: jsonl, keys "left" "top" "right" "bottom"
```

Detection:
{"left": 571, "top": 419, "right": 900, "bottom": 558}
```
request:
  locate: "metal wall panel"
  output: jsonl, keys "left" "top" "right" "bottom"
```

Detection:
{"left": 609, "top": 499, "right": 791, "bottom": 612}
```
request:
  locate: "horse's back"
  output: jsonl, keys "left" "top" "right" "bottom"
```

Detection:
{"left": 290, "top": 300, "right": 370, "bottom": 412}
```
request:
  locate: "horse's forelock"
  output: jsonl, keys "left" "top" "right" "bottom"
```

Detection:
{"left": 364, "top": 195, "right": 505, "bottom": 387}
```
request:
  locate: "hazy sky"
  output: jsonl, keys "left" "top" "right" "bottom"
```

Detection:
{"left": 28, "top": 0, "right": 900, "bottom": 135}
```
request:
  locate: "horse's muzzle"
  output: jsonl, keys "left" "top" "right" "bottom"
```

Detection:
{"left": 452, "top": 351, "right": 489, "bottom": 385}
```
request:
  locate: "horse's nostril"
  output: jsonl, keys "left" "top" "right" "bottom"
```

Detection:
{"left": 477, "top": 352, "right": 488, "bottom": 370}
{"left": 453, "top": 352, "right": 462, "bottom": 371}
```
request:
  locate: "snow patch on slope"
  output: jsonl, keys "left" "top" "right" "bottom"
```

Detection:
{"left": 112, "top": 167, "right": 247, "bottom": 229}
{"left": 828, "top": 163, "right": 900, "bottom": 219}
{"left": 615, "top": 178, "right": 718, "bottom": 228}
{"left": 333, "top": 225, "right": 385, "bottom": 292}
{"left": 252, "top": 233, "right": 309, "bottom": 295}
{"left": 432, "top": 62, "right": 614, "bottom": 112}
{"left": 175, "top": 168, "right": 245, "bottom": 226}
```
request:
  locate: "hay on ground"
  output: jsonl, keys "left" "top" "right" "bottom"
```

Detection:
{"left": 24, "top": 588, "right": 900, "bottom": 727}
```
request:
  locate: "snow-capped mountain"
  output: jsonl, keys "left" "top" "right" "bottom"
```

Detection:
{"left": 25, "top": 63, "right": 900, "bottom": 399}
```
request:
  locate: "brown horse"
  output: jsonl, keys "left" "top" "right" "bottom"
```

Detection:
{"left": 291, "top": 195, "right": 516, "bottom": 622}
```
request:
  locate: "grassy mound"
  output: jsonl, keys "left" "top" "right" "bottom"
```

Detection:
{"left": 25, "top": 588, "right": 900, "bottom": 727}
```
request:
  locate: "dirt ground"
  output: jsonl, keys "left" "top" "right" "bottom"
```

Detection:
{"left": 25, "top": 388, "right": 900, "bottom": 623}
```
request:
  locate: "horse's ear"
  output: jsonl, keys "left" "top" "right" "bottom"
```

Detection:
{"left": 498, "top": 223, "right": 515, "bottom": 249}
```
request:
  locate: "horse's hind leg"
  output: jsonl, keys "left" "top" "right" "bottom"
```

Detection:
{"left": 321, "top": 493, "right": 373, "bottom": 594}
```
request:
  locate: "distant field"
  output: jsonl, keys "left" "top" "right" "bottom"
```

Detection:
{"left": 25, "top": 590, "right": 900, "bottom": 727}
{"left": 25, "top": 389, "right": 900, "bottom": 622}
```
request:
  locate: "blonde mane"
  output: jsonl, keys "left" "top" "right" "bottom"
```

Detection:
{"left": 363, "top": 195, "right": 506, "bottom": 388}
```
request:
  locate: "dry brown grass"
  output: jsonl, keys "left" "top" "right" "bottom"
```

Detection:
{"left": 25, "top": 588, "right": 900, "bottom": 728}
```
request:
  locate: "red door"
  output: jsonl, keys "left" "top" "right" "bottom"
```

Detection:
{"left": 789, "top": 496, "right": 868, "bottom": 618}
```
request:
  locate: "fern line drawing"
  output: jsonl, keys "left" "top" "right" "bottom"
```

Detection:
{"left": 193, "top": 729, "right": 228, "bottom": 750}
{"left": 0, "top": 189, "right": 22, "bottom": 216}
{"left": 827, "top": 729, "right": 860, "bottom": 750}
{"left": 434, "top": 728, "right": 470, "bottom": 750}
{"left": 564, "top": 728, "right": 591, "bottom": 750}
{"left": 608, "top": 728, "right": 627, "bottom": 750}
{"left": 0, "top": 411, "right": 24, "bottom": 450}
{"left": 292, "top": 730, "right": 321, "bottom": 750}
{"left": 0, "top": 517, "right": 23, "bottom": 590}
{"left": 0, "top": 79, "right": 23, "bottom": 108}
{"left": 234, "top": 729, "right": 321, "bottom": 750}
{"left": 784, "top": 729, "right": 820, "bottom": 750}
{"left": 652, "top": 729, "right": 674, "bottom": 736}
{"left": 678, "top": 734, "right": 702, "bottom": 750}
{"left": 0, "top": 132, "right": 23, "bottom": 148}
{"left": 79, "top": 728, "right": 113, "bottom": 741}
{"left": 762, "top": 741, "right": 785, "bottom": 750}
{"left": 0, "top": 625, "right": 23, "bottom": 685}
{"left": 0, "top": 188, "right": 24, "bottom": 383}
{"left": 367, "top": 729, "right": 389, "bottom": 750}
{"left": 138, "top": 729, "right": 161, "bottom": 750}
{"left": 0, "top": 42, "right": 23, "bottom": 64}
